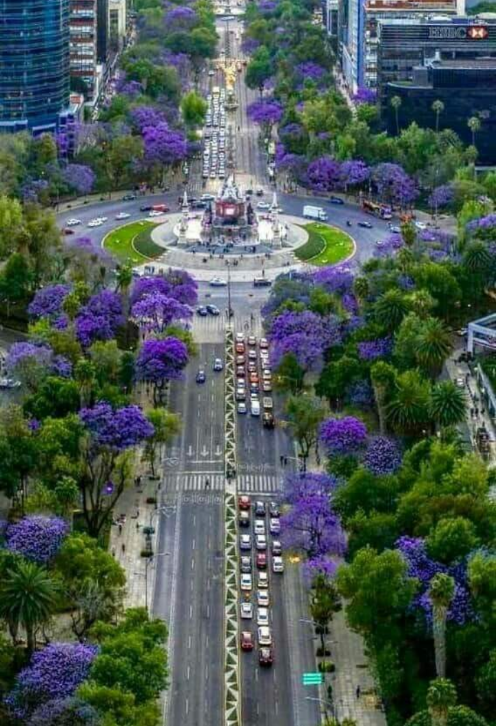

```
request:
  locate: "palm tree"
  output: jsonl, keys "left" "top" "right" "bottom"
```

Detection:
{"left": 426, "top": 678, "right": 457, "bottom": 726}
{"left": 115, "top": 262, "right": 134, "bottom": 319}
{"left": 386, "top": 369, "right": 431, "bottom": 434}
{"left": 400, "top": 222, "right": 417, "bottom": 249}
{"left": 408, "top": 290, "right": 435, "bottom": 319}
{"left": 415, "top": 318, "right": 453, "bottom": 378}
{"left": 371, "top": 361, "right": 396, "bottom": 435}
{"left": 467, "top": 116, "right": 481, "bottom": 149}
{"left": 429, "top": 574, "right": 455, "bottom": 678}
{"left": 0, "top": 560, "right": 59, "bottom": 653}
{"left": 353, "top": 277, "right": 370, "bottom": 308}
{"left": 391, "top": 95, "right": 402, "bottom": 135}
{"left": 430, "top": 381, "right": 467, "bottom": 429}
{"left": 374, "top": 289, "right": 410, "bottom": 332}
{"left": 432, "top": 100, "right": 445, "bottom": 133}
{"left": 75, "top": 358, "right": 96, "bottom": 408}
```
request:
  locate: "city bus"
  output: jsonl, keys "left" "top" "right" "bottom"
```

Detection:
{"left": 361, "top": 199, "right": 392, "bottom": 220}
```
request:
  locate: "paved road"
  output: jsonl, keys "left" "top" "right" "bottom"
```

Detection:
{"left": 153, "top": 342, "right": 225, "bottom": 726}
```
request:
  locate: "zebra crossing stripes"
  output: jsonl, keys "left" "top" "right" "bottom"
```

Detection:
{"left": 237, "top": 475, "right": 281, "bottom": 494}
{"left": 164, "top": 474, "right": 225, "bottom": 493}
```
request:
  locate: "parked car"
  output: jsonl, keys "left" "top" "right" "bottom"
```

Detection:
{"left": 241, "top": 631, "right": 254, "bottom": 650}
{"left": 259, "top": 647, "right": 274, "bottom": 666}
{"left": 240, "top": 603, "right": 253, "bottom": 620}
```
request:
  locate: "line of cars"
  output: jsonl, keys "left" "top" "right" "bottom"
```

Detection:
{"left": 234, "top": 334, "right": 275, "bottom": 428}
{"left": 203, "top": 89, "right": 227, "bottom": 180}
{"left": 238, "top": 496, "right": 283, "bottom": 665}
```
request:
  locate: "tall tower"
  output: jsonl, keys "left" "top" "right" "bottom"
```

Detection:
{"left": 0, "top": 0, "right": 71, "bottom": 133}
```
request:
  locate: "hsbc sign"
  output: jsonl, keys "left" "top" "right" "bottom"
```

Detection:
{"left": 428, "top": 25, "right": 489, "bottom": 40}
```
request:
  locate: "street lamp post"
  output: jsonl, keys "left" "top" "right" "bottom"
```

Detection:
{"left": 304, "top": 695, "right": 336, "bottom": 720}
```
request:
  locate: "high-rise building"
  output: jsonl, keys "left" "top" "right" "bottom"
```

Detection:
{"left": 109, "top": 0, "right": 127, "bottom": 52}
{"left": 377, "top": 17, "right": 496, "bottom": 101}
{"left": 339, "top": 0, "right": 463, "bottom": 92}
{"left": 383, "top": 57, "right": 496, "bottom": 163}
{"left": 96, "top": 0, "right": 109, "bottom": 63}
{"left": 0, "top": 0, "right": 71, "bottom": 133}
{"left": 69, "top": 0, "right": 98, "bottom": 102}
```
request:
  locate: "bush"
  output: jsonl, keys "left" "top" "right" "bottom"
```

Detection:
{"left": 318, "top": 661, "right": 336, "bottom": 673}
{"left": 317, "top": 647, "right": 331, "bottom": 657}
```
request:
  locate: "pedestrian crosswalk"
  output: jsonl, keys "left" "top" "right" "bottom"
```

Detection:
{"left": 237, "top": 475, "right": 282, "bottom": 494}
{"left": 162, "top": 473, "right": 282, "bottom": 494}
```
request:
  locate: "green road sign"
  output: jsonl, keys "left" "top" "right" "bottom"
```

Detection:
{"left": 302, "top": 672, "right": 323, "bottom": 685}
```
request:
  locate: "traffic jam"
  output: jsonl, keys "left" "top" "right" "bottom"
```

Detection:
{"left": 234, "top": 333, "right": 275, "bottom": 429}
{"left": 238, "top": 495, "right": 283, "bottom": 666}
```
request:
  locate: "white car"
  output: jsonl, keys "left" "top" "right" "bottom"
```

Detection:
{"left": 236, "top": 332, "right": 244, "bottom": 342}
{"left": 241, "top": 573, "right": 252, "bottom": 591}
{"left": 272, "top": 556, "right": 284, "bottom": 573}
{"left": 257, "top": 202, "right": 270, "bottom": 211}
{"left": 240, "top": 602, "right": 253, "bottom": 619}
{"left": 240, "top": 534, "right": 252, "bottom": 550}
{"left": 257, "top": 590, "right": 269, "bottom": 607}
{"left": 254, "top": 520, "right": 265, "bottom": 536}
{"left": 149, "top": 210, "right": 163, "bottom": 217}
{"left": 415, "top": 221, "right": 427, "bottom": 231}
{"left": 115, "top": 212, "right": 131, "bottom": 220}
{"left": 257, "top": 607, "right": 269, "bottom": 626}
{"left": 66, "top": 218, "right": 81, "bottom": 226}
{"left": 99, "top": 216, "right": 108, "bottom": 222}
{"left": 258, "top": 572, "right": 269, "bottom": 589}
{"left": 256, "top": 534, "right": 267, "bottom": 551}
{"left": 258, "top": 626, "right": 272, "bottom": 646}
{"left": 269, "top": 519, "right": 281, "bottom": 535}
{"left": 209, "top": 277, "right": 227, "bottom": 287}
{"left": 87, "top": 218, "right": 103, "bottom": 227}
{"left": 237, "top": 402, "right": 247, "bottom": 414}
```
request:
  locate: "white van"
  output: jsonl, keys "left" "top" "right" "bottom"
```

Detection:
{"left": 251, "top": 400, "right": 261, "bottom": 416}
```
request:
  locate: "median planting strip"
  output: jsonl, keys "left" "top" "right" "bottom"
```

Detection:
{"left": 295, "top": 223, "right": 355, "bottom": 266}
{"left": 223, "top": 326, "right": 241, "bottom": 726}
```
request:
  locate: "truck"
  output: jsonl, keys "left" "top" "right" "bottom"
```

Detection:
{"left": 361, "top": 199, "right": 392, "bottom": 220}
{"left": 303, "top": 205, "right": 328, "bottom": 221}
{"left": 263, "top": 397, "right": 273, "bottom": 410}
{"left": 151, "top": 203, "right": 169, "bottom": 213}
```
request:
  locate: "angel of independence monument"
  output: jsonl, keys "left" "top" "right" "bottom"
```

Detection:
{"left": 203, "top": 176, "right": 256, "bottom": 247}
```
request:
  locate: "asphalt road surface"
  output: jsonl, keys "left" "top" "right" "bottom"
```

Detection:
{"left": 153, "top": 342, "right": 226, "bottom": 726}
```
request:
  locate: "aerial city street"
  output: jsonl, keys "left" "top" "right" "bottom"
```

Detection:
{"left": 0, "top": 0, "right": 495, "bottom": 725}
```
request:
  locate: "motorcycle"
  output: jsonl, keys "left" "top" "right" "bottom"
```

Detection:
{"left": 346, "top": 220, "right": 352, "bottom": 227}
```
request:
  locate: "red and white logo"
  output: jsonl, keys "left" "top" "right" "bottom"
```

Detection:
{"left": 468, "top": 26, "right": 488, "bottom": 39}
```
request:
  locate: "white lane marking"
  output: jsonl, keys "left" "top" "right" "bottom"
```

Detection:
{"left": 188, "top": 635, "right": 192, "bottom": 649}
{"left": 185, "top": 698, "right": 189, "bottom": 715}
{"left": 187, "top": 665, "right": 190, "bottom": 681}
{"left": 192, "top": 538, "right": 196, "bottom": 550}
{"left": 191, "top": 558, "right": 195, "bottom": 570}
{"left": 189, "top": 604, "right": 193, "bottom": 618}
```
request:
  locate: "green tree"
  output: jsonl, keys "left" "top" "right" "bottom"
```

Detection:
{"left": 427, "top": 678, "right": 458, "bottom": 726}
{"left": 274, "top": 353, "right": 305, "bottom": 394}
{"left": 432, "top": 100, "right": 445, "bottom": 133}
{"left": 429, "top": 574, "right": 455, "bottom": 678}
{"left": 284, "top": 394, "right": 326, "bottom": 469}
{"left": 370, "top": 361, "right": 397, "bottom": 435}
{"left": 429, "top": 381, "right": 467, "bottom": 429}
{"left": 0, "top": 560, "right": 59, "bottom": 653}
{"left": 23, "top": 376, "right": 81, "bottom": 420}
{"left": 467, "top": 116, "right": 481, "bottom": 150}
{"left": 310, "top": 574, "right": 341, "bottom": 658}
{"left": 144, "top": 409, "right": 181, "bottom": 477}
{"left": 386, "top": 369, "right": 431, "bottom": 435}
{"left": 427, "top": 517, "right": 479, "bottom": 564}
{"left": 0, "top": 253, "right": 33, "bottom": 313}
{"left": 245, "top": 46, "right": 273, "bottom": 94}
{"left": 415, "top": 318, "right": 453, "bottom": 378}
{"left": 180, "top": 91, "right": 208, "bottom": 129}
{"left": 315, "top": 356, "right": 361, "bottom": 408}
{"left": 0, "top": 406, "right": 38, "bottom": 504}
{"left": 391, "top": 95, "right": 402, "bottom": 135}
{"left": 374, "top": 289, "right": 410, "bottom": 331}
{"left": 55, "top": 533, "right": 126, "bottom": 641}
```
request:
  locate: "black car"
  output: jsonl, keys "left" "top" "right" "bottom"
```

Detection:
{"left": 191, "top": 201, "right": 207, "bottom": 210}
{"left": 206, "top": 304, "right": 220, "bottom": 315}
{"left": 239, "top": 512, "right": 250, "bottom": 528}
{"left": 329, "top": 196, "right": 344, "bottom": 205}
{"left": 196, "top": 306, "right": 208, "bottom": 316}
{"left": 254, "top": 501, "right": 266, "bottom": 517}
{"left": 196, "top": 370, "right": 206, "bottom": 384}
{"left": 358, "top": 220, "right": 373, "bottom": 229}
{"left": 140, "top": 205, "right": 152, "bottom": 212}
{"left": 122, "top": 194, "right": 137, "bottom": 201}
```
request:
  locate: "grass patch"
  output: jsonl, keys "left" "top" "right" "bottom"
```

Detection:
{"left": 103, "top": 221, "right": 163, "bottom": 264}
{"left": 296, "top": 223, "right": 354, "bottom": 266}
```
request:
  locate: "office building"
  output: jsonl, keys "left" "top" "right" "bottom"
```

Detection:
{"left": 325, "top": 0, "right": 339, "bottom": 36}
{"left": 340, "top": 0, "right": 463, "bottom": 92}
{"left": 96, "top": 0, "right": 109, "bottom": 63}
{"left": 109, "top": 0, "right": 127, "bottom": 51}
{"left": 0, "top": 0, "right": 71, "bottom": 134}
{"left": 377, "top": 17, "right": 496, "bottom": 101}
{"left": 383, "top": 57, "right": 496, "bottom": 163}
{"left": 70, "top": 0, "right": 98, "bottom": 102}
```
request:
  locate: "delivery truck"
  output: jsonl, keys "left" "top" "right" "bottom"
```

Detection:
{"left": 303, "top": 205, "right": 328, "bottom": 221}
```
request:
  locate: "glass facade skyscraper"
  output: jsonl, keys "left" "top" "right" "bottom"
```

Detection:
{"left": 0, "top": 0, "right": 71, "bottom": 133}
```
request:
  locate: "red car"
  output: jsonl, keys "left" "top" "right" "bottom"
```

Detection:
{"left": 235, "top": 342, "right": 245, "bottom": 354}
{"left": 241, "top": 631, "right": 254, "bottom": 651}
{"left": 259, "top": 647, "right": 274, "bottom": 666}
{"left": 238, "top": 495, "right": 251, "bottom": 511}
{"left": 256, "top": 553, "right": 267, "bottom": 570}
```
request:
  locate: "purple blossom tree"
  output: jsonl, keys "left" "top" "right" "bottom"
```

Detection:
{"left": 313, "top": 264, "right": 354, "bottom": 294}
{"left": 30, "top": 697, "right": 100, "bottom": 726}
{"left": 79, "top": 403, "right": 154, "bottom": 536}
{"left": 285, "top": 471, "right": 338, "bottom": 504}
{"left": 6, "top": 342, "right": 53, "bottom": 391}
{"left": 396, "top": 536, "right": 474, "bottom": 626}
{"left": 142, "top": 123, "right": 187, "bottom": 171}
{"left": 340, "top": 160, "right": 370, "bottom": 191}
{"left": 5, "top": 516, "right": 68, "bottom": 564}
{"left": 372, "top": 163, "right": 418, "bottom": 207}
{"left": 131, "top": 292, "right": 192, "bottom": 333}
{"left": 302, "top": 555, "right": 338, "bottom": 584}
{"left": 135, "top": 337, "right": 189, "bottom": 405}
{"left": 357, "top": 337, "right": 393, "bottom": 361}
{"left": 306, "top": 156, "right": 341, "bottom": 192}
{"left": 346, "top": 380, "right": 375, "bottom": 408}
{"left": 51, "top": 355, "right": 73, "bottom": 379}
{"left": 62, "top": 165, "right": 96, "bottom": 196}
{"left": 75, "top": 290, "right": 123, "bottom": 347}
{"left": 319, "top": 416, "right": 368, "bottom": 456}
{"left": 241, "top": 37, "right": 260, "bottom": 55}
{"left": 353, "top": 87, "right": 377, "bottom": 105}
{"left": 295, "top": 62, "right": 327, "bottom": 83}
{"left": 374, "top": 232, "right": 405, "bottom": 258}
{"left": 428, "top": 184, "right": 454, "bottom": 214}
{"left": 166, "top": 5, "right": 198, "bottom": 27}
{"left": 28, "top": 285, "right": 71, "bottom": 321}
{"left": 269, "top": 310, "right": 341, "bottom": 371}
{"left": 280, "top": 474, "right": 346, "bottom": 559}
{"left": 5, "top": 643, "right": 97, "bottom": 722}
{"left": 130, "top": 105, "right": 167, "bottom": 132}
{"left": 364, "top": 436, "right": 402, "bottom": 475}
{"left": 247, "top": 100, "right": 284, "bottom": 138}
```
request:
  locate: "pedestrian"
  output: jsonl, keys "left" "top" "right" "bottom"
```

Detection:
{"left": 470, "top": 407, "right": 475, "bottom": 418}
{"left": 121, "top": 543, "right": 126, "bottom": 554}
{"left": 137, "top": 475, "right": 142, "bottom": 487}
{"left": 356, "top": 685, "right": 361, "bottom": 699}
{"left": 475, "top": 407, "right": 479, "bottom": 417}
{"left": 284, "top": 456, "right": 288, "bottom": 466}
{"left": 118, "top": 523, "right": 122, "bottom": 534}
{"left": 481, "top": 407, "right": 485, "bottom": 415}
{"left": 111, "top": 548, "right": 115, "bottom": 557}
{"left": 136, "top": 522, "right": 140, "bottom": 530}
{"left": 279, "top": 454, "right": 284, "bottom": 465}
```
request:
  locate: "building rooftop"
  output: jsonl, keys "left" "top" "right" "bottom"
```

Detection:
{"left": 378, "top": 15, "right": 495, "bottom": 24}
{"left": 427, "top": 57, "right": 496, "bottom": 68}
{"left": 366, "top": 0, "right": 457, "bottom": 10}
